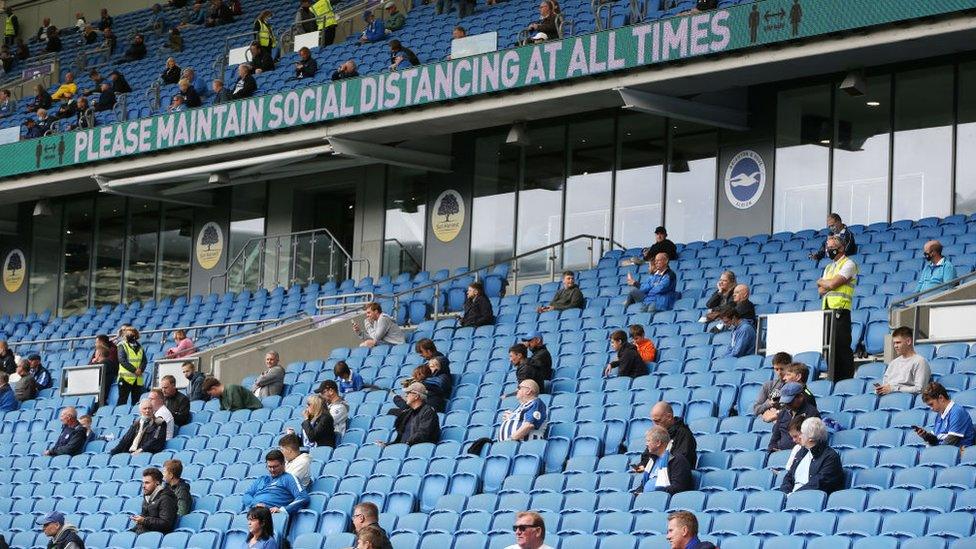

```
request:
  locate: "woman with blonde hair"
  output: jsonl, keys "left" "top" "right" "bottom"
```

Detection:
{"left": 300, "top": 394, "right": 335, "bottom": 447}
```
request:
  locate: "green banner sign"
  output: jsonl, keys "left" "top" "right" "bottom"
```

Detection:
{"left": 2, "top": 0, "right": 972, "bottom": 180}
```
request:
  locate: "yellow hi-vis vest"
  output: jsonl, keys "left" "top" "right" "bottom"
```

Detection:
{"left": 821, "top": 256, "right": 857, "bottom": 310}
{"left": 117, "top": 340, "right": 145, "bottom": 385}
{"left": 4, "top": 16, "right": 14, "bottom": 38}
{"left": 311, "top": 0, "right": 337, "bottom": 29}
{"left": 256, "top": 18, "right": 276, "bottom": 48}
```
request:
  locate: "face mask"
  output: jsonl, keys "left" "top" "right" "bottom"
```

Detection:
{"left": 827, "top": 248, "right": 839, "bottom": 260}
{"left": 184, "top": 373, "right": 192, "bottom": 380}
{"left": 923, "top": 252, "right": 932, "bottom": 261}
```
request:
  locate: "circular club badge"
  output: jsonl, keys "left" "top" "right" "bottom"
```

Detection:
{"left": 2, "top": 249, "right": 26, "bottom": 293}
{"left": 431, "top": 189, "right": 465, "bottom": 243}
{"left": 724, "top": 149, "right": 766, "bottom": 210}
{"left": 195, "top": 222, "right": 224, "bottom": 270}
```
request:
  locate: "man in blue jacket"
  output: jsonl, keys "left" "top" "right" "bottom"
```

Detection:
{"left": 915, "top": 240, "right": 957, "bottom": 293}
{"left": 28, "top": 354, "right": 52, "bottom": 390}
{"left": 624, "top": 252, "right": 678, "bottom": 312}
{"left": 242, "top": 450, "right": 309, "bottom": 514}
{"left": 358, "top": 11, "right": 384, "bottom": 44}
{"left": 0, "top": 372, "right": 17, "bottom": 412}
{"left": 43, "top": 407, "right": 87, "bottom": 456}
{"left": 719, "top": 307, "right": 756, "bottom": 358}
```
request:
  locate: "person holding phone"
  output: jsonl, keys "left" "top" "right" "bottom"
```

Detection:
{"left": 914, "top": 381, "right": 975, "bottom": 448}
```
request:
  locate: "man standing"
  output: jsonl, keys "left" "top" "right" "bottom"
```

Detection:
{"left": 498, "top": 380, "right": 547, "bottom": 442}
{"left": 809, "top": 213, "right": 856, "bottom": 261}
{"left": 202, "top": 378, "right": 263, "bottom": 411}
{"left": 147, "top": 389, "right": 175, "bottom": 440}
{"left": 252, "top": 350, "right": 285, "bottom": 398}
{"left": 181, "top": 362, "right": 206, "bottom": 401}
{"left": 753, "top": 352, "right": 792, "bottom": 420}
{"left": 641, "top": 226, "right": 678, "bottom": 261}
{"left": 816, "top": 235, "right": 858, "bottom": 380}
{"left": 916, "top": 240, "right": 957, "bottom": 292}
{"left": 643, "top": 402, "right": 697, "bottom": 468}
{"left": 503, "top": 511, "right": 554, "bottom": 549}
{"left": 381, "top": 382, "right": 440, "bottom": 446}
{"left": 159, "top": 375, "right": 191, "bottom": 426}
{"left": 915, "top": 382, "right": 976, "bottom": 448}
{"left": 131, "top": 467, "right": 177, "bottom": 534}
{"left": 352, "top": 302, "right": 405, "bottom": 347}
{"left": 537, "top": 271, "right": 585, "bottom": 313}
{"left": 624, "top": 253, "right": 678, "bottom": 312}
{"left": 768, "top": 382, "right": 820, "bottom": 452}
{"left": 317, "top": 380, "right": 349, "bottom": 434}
{"left": 44, "top": 407, "right": 87, "bottom": 457}
{"left": 242, "top": 450, "right": 309, "bottom": 514}
{"left": 875, "top": 327, "right": 931, "bottom": 396}
{"left": 311, "top": 0, "right": 338, "bottom": 46}
{"left": 666, "top": 511, "right": 716, "bottom": 549}
{"left": 36, "top": 512, "right": 84, "bottom": 549}
{"left": 633, "top": 427, "right": 693, "bottom": 495}
{"left": 521, "top": 332, "right": 552, "bottom": 380}
{"left": 351, "top": 502, "right": 393, "bottom": 549}
{"left": 3, "top": 9, "right": 19, "bottom": 47}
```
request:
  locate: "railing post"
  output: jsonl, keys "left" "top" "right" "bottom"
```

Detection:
{"left": 308, "top": 234, "right": 317, "bottom": 284}
{"left": 290, "top": 236, "right": 299, "bottom": 288}
{"left": 588, "top": 237, "right": 595, "bottom": 270}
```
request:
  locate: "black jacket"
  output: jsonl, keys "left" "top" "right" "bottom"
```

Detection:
{"left": 460, "top": 294, "right": 494, "bottom": 327}
{"left": 181, "top": 85, "right": 201, "bottom": 108}
{"left": 639, "top": 418, "right": 697, "bottom": 469}
{"left": 47, "top": 524, "right": 84, "bottom": 549}
{"left": 0, "top": 350, "right": 15, "bottom": 375}
{"left": 251, "top": 50, "right": 275, "bottom": 72}
{"left": 736, "top": 299, "right": 756, "bottom": 324}
{"left": 231, "top": 75, "right": 256, "bottom": 99}
{"left": 301, "top": 413, "right": 336, "bottom": 448}
{"left": 706, "top": 289, "right": 734, "bottom": 310}
{"left": 331, "top": 69, "right": 359, "bottom": 81}
{"left": 134, "top": 485, "right": 177, "bottom": 534}
{"left": 296, "top": 56, "right": 318, "bottom": 79}
{"left": 166, "top": 392, "right": 191, "bottom": 426}
{"left": 171, "top": 479, "right": 192, "bottom": 516}
{"left": 48, "top": 424, "right": 87, "bottom": 456}
{"left": 610, "top": 342, "right": 648, "bottom": 378}
{"left": 161, "top": 65, "right": 181, "bottom": 84}
{"left": 186, "top": 372, "right": 206, "bottom": 401}
{"left": 515, "top": 360, "right": 546, "bottom": 394}
{"left": 527, "top": 345, "right": 552, "bottom": 381}
{"left": 393, "top": 403, "right": 440, "bottom": 445}
{"left": 769, "top": 400, "right": 821, "bottom": 452}
{"left": 643, "top": 239, "right": 678, "bottom": 261}
{"left": 121, "top": 41, "right": 147, "bottom": 61}
{"left": 780, "top": 441, "right": 844, "bottom": 495}
{"left": 548, "top": 285, "right": 585, "bottom": 310}
{"left": 111, "top": 417, "right": 167, "bottom": 455}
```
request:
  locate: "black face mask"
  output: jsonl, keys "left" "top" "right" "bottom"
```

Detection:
{"left": 826, "top": 248, "right": 839, "bottom": 260}
{"left": 923, "top": 252, "right": 932, "bottom": 261}
{"left": 184, "top": 373, "right": 192, "bottom": 380}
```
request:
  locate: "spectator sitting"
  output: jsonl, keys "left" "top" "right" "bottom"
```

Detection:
{"left": 379, "top": 382, "right": 440, "bottom": 446}
{"left": 331, "top": 60, "right": 358, "bottom": 81}
{"left": 231, "top": 63, "right": 257, "bottom": 99}
{"left": 44, "top": 27, "right": 62, "bottom": 52}
{"left": 55, "top": 98, "right": 78, "bottom": 120}
{"left": 279, "top": 433, "right": 311, "bottom": 489}
{"left": 27, "top": 84, "right": 52, "bottom": 112}
{"left": 81, "top": 24, "right": 98, "bottom": 45}
{"left": 754, "top": 352, "right": 792, "bottom": 421}
{"left": 163, "top": 459, "right": 192, "bottom": 517}
{"left": 460, "top": 281, "right": 494, "bottom": 327}
{"left": 0, "top": 46, "right": 12, "bottom": 75}
{"left": 352, "top": 503, "right": 393, "bottom": 549}
{"left": 110, "top": 70, "right": 133, "bottom": 93}
{"left": 164, "top": 329, "right": 195, "bottom": 359}
{"left": 14, "top": 360, "right": 37, "bottom": 402}
{"left": 44, "top": 407, "right": 87, "bottom": 457}
{"left": 731, "top": 283, "right": 756, "bottom": 326}
{"left": 132, "top": 467, "right": 177, "bottom": 534}
{"left": 522, "top": 332, "right": 553, "bottom": 380}
{"left": 35, "top": 17, "right": 53, "bottom": 42}
{"left": 416, "top": 338, "right": 450, "bottom": 371}
{"left": 633, "top": 426, "right": 693, "bottom": 495}
{"left": 110, "top": 399, "right": 167, "bottom": 455}
{"left": 915, "top": 381, "right": 976, "bottom": 447}
{"left": 0, "top": 340, "right": 14, "bottom": 374}
{"left": 168, "top": 93, "right": 186, "bottom": 112}
{"left": 333, "top": 360, "right": 364, "bottom": 394}
{"left": 252, "top": 350, "right": 285, "bottom": 398}
{"left": 161, "top": 57, "right": 181, "bottom": 84}
{"left": 118, "top": 34, "right": 147, "bottom": 63}
{"left": 624, "top": 253, "right": 678, "bottom": 312}
{"left": 424, "top": 356, "right": 453, "bottom": 412}
{"left": 537, "top": 270, "right": 585, "bottom": 313}
{"left": 160, "top": 374, "right": 191, "bottom": 426}
{"left": 809, "top": 212, "right": 856, "bottom": 261}
{"left": 682, "top": 0, "right": 717, "bottom": 13}
{"left": 641, "top": 226, "right": 678, "bottom": 262}
{"left": 768, "top": 382, "right": 820, "bottom": 452}
{"left": 179, "top": 3, "right": 207, "bottom": 28}
{"left": 147, "top": 388, "right": 176, "bottom": 440}
{"left": 352, "top": 302, "right": 405, "bottom": 347}
{"left": 0, "top": 89, "right": 15, "bottom": 118}
{"left": 718, "top": 307, "right": 756, "bottom": 358}
{"left": 206, "top": 0, "right": 235, "bottom": 27}
{"left": 28, "top": 354, "right": 52, "bottom": 390}
{"left": 384, "top": 2, "right": 406, "bottom": 32}
{"left": 242, "top": 449, "right": 309, "bottom": 514}
{"left": 316, "top": 380, "right": 349, "bottom": 434}
{"left": 359, "top": 11, "right": 385, "bottom": 44}
{"left": 875, "top": 326, "right": 931, "bottom": 396}
{"left": 604, "top": 329, "right": 649, "bottom": 378}
{"left": 78, "top": 414, "right": 108, "bottom": 443}
{"left": 97, "top": 8, "right": 114, "bottom": 31}
{"left": 36, "top": 512, "right": 84, "bottom": 549}
{"left": 25, "top": 112, "right": 50, "bottom": 139}
{"left": 644, "top": 401, "right": 697, "bottom": 467}
{"left": 916, "top": 240, "right": 957, "bottom": 292}
{"left": 388, "top": 39, "right": 419, "bottom": 71}
{"left": 66, "top": 97, "right": 95, "bottom": 130}
{"left": 780, "top": 417, "right": 844, "bottom": 494}
{"left": 245, "top": 506, "right": 278, "bottom": 548}
{"left": 202, "top": 377, "right": 263, "bottom": 411}
{"left": 182, "top": 361, "right": 206, "bottom": 401}
{"left": 503, "top": 344, "right": 545, "bottom": 399}
{"left": 498, "top": 379, "right": 547, "bottom": 441}
{"left": 628, "top": 324, "right": 657, "bottom": 363}
{"left": 0, "top": 372, "right": 17, "bottom": 412}
{"left": 102, "top": 27, "right": 117, "bottom": 53}
{"left": 183, "top": 67, "right": 208, "bottom": 97}
{"left": 94, "top": 82, "right": 116, "bottom": 112}
{"left": 248, "top": 43, "right": 275, "bottom": 74}
{"left": 294, "top": 47, "right": 318, "bottom": 79}
{"left": 74, "top": 12, "right": 88, "bottom": 33}
{"left": 525, "top": 0, "right": 558, "bottom": 43}
{"left": 297, "top": 394, "right": 335, "bottom": 448}
{"left": 140, "top": 4, "right": 170, "bottom": 33}
{"left": 211, "top": 79, "right": 232, "bottom": 104}
{"left": 700, "top": 270, "right": 735, "bottom": 325}
{"left": 666, "top": 511, "right": 717, "bottom": 549}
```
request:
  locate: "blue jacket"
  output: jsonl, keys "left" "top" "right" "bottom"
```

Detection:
{"left": 361, "top": 19, "right": 385, "bottom": 42}
{"left": 638, "top": 268, "right": 678, "bottom": 310}
{"left": 722, "top": 321, "right": 756, "bottom": 358}
{"left": 243, "top": 472, "right": 308, "bottom": 514}
{"left": 0, "top": 384, "right": 17, "bottom": 412}
{"left": 916, "top": 258, "right": 957, "bottom": 293}
{"left": 31, "top": 365, "right": 52, "bottom": 390}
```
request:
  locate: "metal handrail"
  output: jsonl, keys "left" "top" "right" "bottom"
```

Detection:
{"left": 888, "top": 268, "right": 976, "bottom": 326}
{"left": 384, "top": 238, "right": 422, "bottom": 273}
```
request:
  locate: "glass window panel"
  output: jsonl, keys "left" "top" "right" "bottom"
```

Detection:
{"left": 383, "top": 167, "right": 426, "bottom": 277}
{"left": 666, "top": 122, "right": 716, "bottom": 243}
{"left": 615, "top": 113, "right": 665, "bottom": 249}
{"left": 892, "top": 66, "right": 953, "bottom": 221}
{"left": 60, "top": 198, "right": 94, "bottom": 315}
{"left": 157, "top": 205, "right": 193, "bottom": 301}
{"left": 93, "top": 196, "right": 126, "bottom": 307}
{"left": 516, "top": 125, "right": 565, "bottom": 276}
{"left": 832, "top": 75, "right": 891, "bottom": 226}
{"left": 229, "top": 183, "right": 267, "bottom": 291}
{"left": 470, "top": 134, "right": 518, "bottom": 269}
{"left": 29, "top": 203, "right": 62, "bottom": 315}
{"left": 957, "top": 62, "right": 976, "bottom": 216}
{"left": 564, "top": 119, "right": 614, "bottom": 270}
{"left": 125, "top": 199, "right": 159, "bottom": 304}
{"left": 774, "top": 85, "right": 831, "bottom": 232}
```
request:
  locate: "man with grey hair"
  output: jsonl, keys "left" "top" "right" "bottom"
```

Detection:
{"left": 498, "top": 379, "right": 547, "bottom": 442}
{"left": 816, "top": 234, "right": 857, "bottom": 380}
{"left": 43, "top": 407, "right": 87, "bottom": 456}
{"left": 252, "top": 350, "right": 284, "bottom": 398}
{"left": 13, "top": 359, "right": 36, "bottom": 402}
{"left": 633, "top": 426, "right": 692, "bottom": 495}
{"left": 779, "top": 417, "right": 843, "bottom": 494}
{"left": 379, "top": 382, "right": 439, "bottom": 446}
{"left": 504, "top": 510, "right": 554, "bottom": 549}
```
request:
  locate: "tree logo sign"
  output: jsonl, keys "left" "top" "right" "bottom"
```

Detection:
{"left": 432, "top": 189, "right": 465, "bottom": 243}
{"left": 195, "top": 222, "right": 224, "bottom": 270}
{"left": 2, "top": 249, "right": 25, "bottom": 293}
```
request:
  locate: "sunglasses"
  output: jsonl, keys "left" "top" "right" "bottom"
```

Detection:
{"left": 513, "top": 524, "right": 540, "bottom": 532}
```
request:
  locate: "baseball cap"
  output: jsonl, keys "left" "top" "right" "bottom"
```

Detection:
{"left": 363, "top": 10, "right": 373, "bottom": 19}
{"left": 654, "top": 226, "right": 667, "bottom": 235}
{"left": 36, "top": 511, "right": 64, "bottom": 527}
{"left": 778, "top": 382, "right": 804, "bottom": 404}
{"left": 405, "top": 382, "right": 427, "bottom": 397}
{"left": 520, "top": 332, "right": 542, "bottom": 342}
{"left": 27, "top": 354, "right": 41, "bottom": 361}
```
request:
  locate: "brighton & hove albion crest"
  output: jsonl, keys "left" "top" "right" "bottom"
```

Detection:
{"left": 724, "top": 149, "right": 766, "bottom": 209}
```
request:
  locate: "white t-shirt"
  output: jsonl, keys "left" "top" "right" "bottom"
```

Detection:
{"left": 155, "top": 405, "right": 175, "bottom": 440}
{"left": 329, "top": 400, "right": 348, "bottom": 434}
{"left": 286, "top": 452, "right": 311, "bottom": 489}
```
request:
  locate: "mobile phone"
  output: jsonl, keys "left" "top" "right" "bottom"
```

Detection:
{"left": 873, "top": 383, "right": 881, "bottom": 387}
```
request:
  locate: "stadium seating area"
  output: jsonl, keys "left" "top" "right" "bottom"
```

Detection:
{"left": 2, "top": 213, "right": 976, "bottom": 548}
{"left": 0, "top": 0, "right": 760, "bottom": 137}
